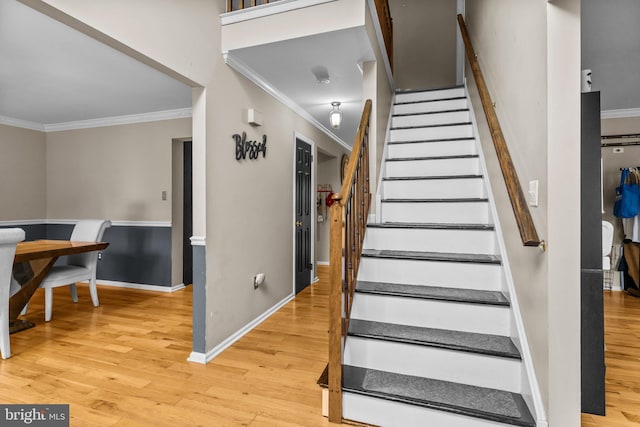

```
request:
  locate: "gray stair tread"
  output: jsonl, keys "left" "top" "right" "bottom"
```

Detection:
{"left": 393, "top": 108, "right": 469, "bottom": 118}
{"left": 348, "top": 319, "right": 520, "bottom": 359}
{"left": 395, "top": 96, "right": 466, "bottom": 105}
{"left": 383, "top": 174, "right": 482, "bottom": 181}
{"left": 356, "top": 281, "right": 509, "bottom": 306}
{"left": 362, "top": 249, "right": 501, "bottom": 264}
{"left": 343, "top": 366, "right": 535, "bottom": 427}
{"left": 391, "top": 122, "right": 472, "bottom": 130}
{"left": 388, "top": 137, "right": 475, "bottom": 145}
{"left": 386, "top": 154, "right": 479, "bottom": 161}
{"left": 367, "top": 222, "right": 494, "bottom": 231}
{"left": 396, "top": 85, "right": 464, "bottom": 94}
{"left": 382, "top": 197, "right": 488, "bottom": 203}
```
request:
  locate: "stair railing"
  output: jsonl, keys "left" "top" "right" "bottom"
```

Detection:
{"left": 374, "top": 0, "right": 393, "bottom": 72}
{"left": 226, "top": 0, "right": 276, "bottom": 12}
{"left": 457, "top": 14, "right": 545, "bottom": 250}
{"left": 328, "top": 99, "right": 373, "bottom": 423}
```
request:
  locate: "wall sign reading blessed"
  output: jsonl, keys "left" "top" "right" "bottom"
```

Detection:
{"left": 233, "top": 131, "right": 267, "bottom": 160}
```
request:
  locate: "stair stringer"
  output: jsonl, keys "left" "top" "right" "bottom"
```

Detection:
{"left": 372, "top": 92, "right": 396, "bottom": 225}
{"left": 465, "top": 83, "right": 548, "bottom": 427}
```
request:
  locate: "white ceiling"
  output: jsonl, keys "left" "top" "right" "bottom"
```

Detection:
{"left": 229, "top": 27, "right": 375, "bottom": 145}
{"left": 1, "top": 1, "right": 373, "bottom": 146}
{"left": 0, "top": 0, "right": 192, "bottom": 127}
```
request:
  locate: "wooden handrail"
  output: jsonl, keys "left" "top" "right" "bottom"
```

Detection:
{"left": 457, "top": 15, "right": 545, "bottom": 250}
{"left": 328, "top": 99, "right": 373, "bottom": 423}
{"left": 374, "top": 0, "right": 393, "bottom": 72}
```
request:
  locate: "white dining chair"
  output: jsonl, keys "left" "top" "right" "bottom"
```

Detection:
{"left": 35, "top": 220, "right": 110, "bottom": 322}
{"left": 0, "top": 228, "right": 25, "bottom": 359}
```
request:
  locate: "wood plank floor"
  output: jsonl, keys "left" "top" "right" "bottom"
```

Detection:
{"left": 582, "top": 290, "right": 640, "bottom": 426}
{"left": 2, "top": 267, "right": 335, "bottom": 426}
{"left": 5, "top": 268, "right": 640, "bottom": 426}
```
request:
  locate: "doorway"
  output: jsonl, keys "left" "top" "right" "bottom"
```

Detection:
{"left": 171, "top": 138, "right": 194, "bottom": 287}
{"left": 294, "top": 136, "right": 313, "bottom": 294}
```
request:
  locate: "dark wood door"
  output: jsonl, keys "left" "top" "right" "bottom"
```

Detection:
{"left": 183, "top": 141, "right": 193, "bottom": 286}
{"left": 295, "top": 138, "right": 312, "bottom": 294}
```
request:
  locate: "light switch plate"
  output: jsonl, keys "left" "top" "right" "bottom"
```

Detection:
{"left": 528, "top": 180, "right": 539, "bottom": 207}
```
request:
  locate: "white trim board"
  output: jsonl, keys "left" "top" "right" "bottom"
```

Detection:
{"left": 0, "top": 219, "right": 172, "bottom": 228}
{"left": 220, "top": 0, "right": 337, "bottom": 25}
{"left": 187, "top": 293, "right": 295, "bottom": 364}
{"left": 96, "top": 280, "right": 185, "bottom": 293}
{"left": 601, "top": 108, "right": 640, "bottom": 119}
{"left": 0, "top": 109, "right": 192, "bottom": 133}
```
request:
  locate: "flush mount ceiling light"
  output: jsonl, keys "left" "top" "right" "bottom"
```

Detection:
{"left": 329, "top": 102, "right": 342, "bottom": 129}
{"left": 311, "top": 65, "right": 330, "bottom": 84}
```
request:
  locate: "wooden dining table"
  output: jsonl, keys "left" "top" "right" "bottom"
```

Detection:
{"left": 10, "top": 240, "right": 109, "bottom": 333}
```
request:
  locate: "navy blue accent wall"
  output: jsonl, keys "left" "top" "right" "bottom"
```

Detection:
{"left": 5, "top": 222, "right": 172, "bottom": 287}
{"left": 0, "top": 224, "right": 47, "bottom": 240}
{"left": 192, "top": 244, "right": 206, "bottom": 353}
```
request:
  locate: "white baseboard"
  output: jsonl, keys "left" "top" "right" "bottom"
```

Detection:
{"left": 188, "top": 293, "right": 295, "bottom": 364}
{"left": 97, "top": 280, "right": 185, "bottom": 293}
{"left": 316, "top": 261, "right": 330, "bottom": 266}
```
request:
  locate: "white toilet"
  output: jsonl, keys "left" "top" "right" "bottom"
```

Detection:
{"left": 602, "top": 221, "right": 614, "bottom": 270}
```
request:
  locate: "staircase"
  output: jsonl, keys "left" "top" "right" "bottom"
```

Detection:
{"left": 337, "top": 86, "right": 538, "bottom": 426}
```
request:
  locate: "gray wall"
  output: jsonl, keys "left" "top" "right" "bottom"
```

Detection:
{"left": 389, "top": 0, "right": 457, "bottom": 90}
{"left": 582, "top": 0, "right": 640, "bottom": 111}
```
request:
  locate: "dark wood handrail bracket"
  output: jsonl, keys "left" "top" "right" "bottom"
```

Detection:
{"left": 457, "top": 14, "right": 545, "bottom": 252}
{"left": 328, "top": 100, "right": 373, "bottom": 423}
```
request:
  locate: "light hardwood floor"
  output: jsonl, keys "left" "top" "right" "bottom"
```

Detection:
{"left": 582, "top": 290, "right": 640, "bottom": 427}
{"left": 5, "top": 269, "right": 640, "bottom": 426}
{"left": 2, "top": 268, "right": 334, "bottom": 426}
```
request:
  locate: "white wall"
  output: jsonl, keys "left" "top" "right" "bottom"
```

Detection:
{"left": 466, "top": 1, "right": 582, "bottom": 425}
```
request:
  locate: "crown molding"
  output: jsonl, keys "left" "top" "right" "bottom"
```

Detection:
{"left": 44, "top": 108, "right": 192, "bottom": 132}
{"left": 0, "top": 115, "right": 45, "bottom": 132}
{"left": 223, "top": 53, "right": 351, "bottom": 152}
{"left": 0, "top": 109, "right": 192, "bottom": 133}
{"left": 220, "top": 0, "right": 336, "bottom": 26}
{"left": 0, "top": 219, "right": 171, "bottom": 227}
{"left": 601, "top": 108, "right": 640, "bottom": 119}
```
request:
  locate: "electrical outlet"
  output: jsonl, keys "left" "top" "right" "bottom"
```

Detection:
{"left": 98, "top": 252, "right": 103, "bottom": 260}
{"left": 613, "top": 147, "right": 624, "bottom": 154}
{"left": 162, "top": 190, "right": 167, "bottom": 200}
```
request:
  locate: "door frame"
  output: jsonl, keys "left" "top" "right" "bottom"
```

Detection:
{"left": 292, "top": 132, "right": 316, "bottom": 295}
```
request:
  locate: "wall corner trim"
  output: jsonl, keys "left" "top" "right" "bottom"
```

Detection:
{"left": 187, "top": 352, "right": 208, "bottom": 364}
{"left": 0, "top": 115, "right": 45, "bottom": 132}
{"left": 193, "top": 293, "right": 295, "bottom": 364}
{"left": 190, "top": 235, "right": 206, "bottom": 246}
{"left": 44, "top": 108, "right": 193, "bottom": 132}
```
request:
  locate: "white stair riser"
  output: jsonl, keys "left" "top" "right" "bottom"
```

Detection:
{"left": 382, "top": 178, "right": 485, "bottom": 199}
{"left": 394, "top": 98, "right": 468, "bottom": 115}
{"left": 344, "top": 337, "right": 522, "bottom": 392}
{"left": 381, "top": 201, "right": 490, "bottom": 224}
{"left": 388, "top": 140, "right": 477, "bottom": 158}
{"left": 358, "top": 257, "right": 502, "bottom": 291}
{"left": 390, "top": 125, "right": 473, "bottom": 142}
{"left": 343, "top": 393, "right": 511, "bottom": 427}
{"left": 392, "top": 110, "right": 470, "bottom": 128}
{"left": 351, "top": 293, "right": 510, "bottom": 336}
{"left": 385, "top": 158, "right": 480, "bottom": 177}
{"left": 395, "top": 87, "right": 465, "bottom": 103}
{"left": 364, "top": 227, "right": 497, "bottom": 254}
